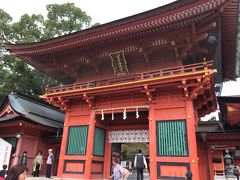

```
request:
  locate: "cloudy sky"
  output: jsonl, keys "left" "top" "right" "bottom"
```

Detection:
{"left": 0, "top": 0, "right": 175, "bottom": 24}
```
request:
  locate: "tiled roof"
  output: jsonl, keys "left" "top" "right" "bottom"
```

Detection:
{"left": 0, "top": 92, "right": 65, "bottom": 129}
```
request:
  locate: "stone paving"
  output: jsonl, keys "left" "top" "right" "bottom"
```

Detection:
{"left": 26, "top": 175, "right": 237, "bottom": 180}
{"left": 26, "top": 172, "right": 150, "bottom": 180}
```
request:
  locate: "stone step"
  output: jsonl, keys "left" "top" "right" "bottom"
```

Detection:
{"left": 214, "top": 175, "right": 237, "bottom": 180}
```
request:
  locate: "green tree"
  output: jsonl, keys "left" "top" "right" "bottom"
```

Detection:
{"left": 11, "top": 14, "right": 44, "bottom": 43}
{"left": 0, "top": 3, "right": 98, "bottom": 105}
{"left": 0, "top": 9, "right": 12, "bottom": 53}
{"left": 44, "top": 3, "right": 92, "bottom": 38}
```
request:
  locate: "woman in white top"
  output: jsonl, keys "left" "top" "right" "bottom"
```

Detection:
{"left": 33, "top": 151, "right": 43, "bottom": 177}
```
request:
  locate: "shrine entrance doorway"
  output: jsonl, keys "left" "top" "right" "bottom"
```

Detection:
{"left": 108, "top": 128, "right": 149, "bottom": 179}
{"left": 111, "top": 142, "right": 150, "bottom": 179}
{"left": 95, "top": 107, "right": 150, "bottom": 178}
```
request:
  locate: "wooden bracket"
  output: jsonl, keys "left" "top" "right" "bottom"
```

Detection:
{"left": 138, "top": 44, "right": 152, "bottom": 65}
{"left": 83, "top": 93, "right": 94, "bottom": 108}
{"left": 86, "top": 56, "right": 100, "bottom": 73}
{"left": 189, "top": 78, "right": 203, "bottom": 100}
{"left": 170, "top": 21, "right": 215, "bottom": 61}
{"left": 63, "top": 64, "right": 78, "bottom": 78}
{"left": 46, "top": 96, "right": 69, "bottom": 111}
{"left": 142, "top": 85, "right": 155, "bottom": 103}
{"left": 181, "top": 80, "right": 190, "bottom": 98}
{"left": 171, "top": 40, "right": 181, "bottom": 61}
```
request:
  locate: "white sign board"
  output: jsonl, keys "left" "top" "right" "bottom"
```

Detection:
{"left": 0, "top": 138, "right": 12, "bottom": 170}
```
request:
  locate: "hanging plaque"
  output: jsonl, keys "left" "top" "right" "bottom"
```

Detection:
{"left": 109, "top": 50, "right": 129, "bottom": 76}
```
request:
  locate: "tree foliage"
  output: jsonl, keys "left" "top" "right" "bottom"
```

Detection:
{"left": 0, "top": 9, "right": 12, "bottom": 52}
{"left": 0, "top": 3, "right": 98, "bottom": 105}
{"left": 11, "top": 14, "right": 44, "bottom": 43}
{"left": 44, "top": 3, "right": 91, "bottom": 38}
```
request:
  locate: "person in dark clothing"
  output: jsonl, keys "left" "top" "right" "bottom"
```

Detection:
{"left": 134, "top": 149, "right": 147, "bottom": 180}
{"left": 145, "top": 155, "right": 150, "bottom": 174}
{"left": 19, "top": 151, "right": 27, "bottom": 166}
{"left": 0, "top": 164, "right": 8, "bottom": 178}
{"left": 234, "top": 166, "right": 239, "bottom": 180}
{"left": 185, "top": 169, "right": 192, "bottom": 180}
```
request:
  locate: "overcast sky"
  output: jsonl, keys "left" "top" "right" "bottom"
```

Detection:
{"left": 0, "top": 0, "right": 175, "bottom": 24}
{"left": 1, "top": 0, "right": 239, "bottom": 95}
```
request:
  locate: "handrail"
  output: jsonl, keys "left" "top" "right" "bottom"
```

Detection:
{"left": 45, "top": 61, "right": 213, "bottom": 94}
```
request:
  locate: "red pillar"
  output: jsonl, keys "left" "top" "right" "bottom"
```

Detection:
{"left": 84, "top": 111, "right": 95, "bottom": 179}
{"left": 148, "top": 104, "right": 157, "bottom": 179}
{"left": 186, "top": 100, "right": 200, "bottom": 180}
{"left": 11, "top": 136, "right": 23, "bottom": 167}
{"left": 207, "top": 143, "right": 214, "bottom": 180}
{"left": 104, "top": 129, "right": 112, "bottom": 178}
{"left": 57, "top": 111, "right": 70, "bottom": 177}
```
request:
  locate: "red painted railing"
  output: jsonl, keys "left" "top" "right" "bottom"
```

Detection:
{"left": 45, "top": 61, "right": 213, "bottom": 94}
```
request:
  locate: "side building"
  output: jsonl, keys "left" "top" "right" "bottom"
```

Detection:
{"left": 0, "top": 92, "right": 65, "bottom": 176}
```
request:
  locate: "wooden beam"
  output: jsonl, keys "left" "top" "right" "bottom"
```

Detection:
{"left": 193, "top": 46, "right": 208, "bottom": 54}
{"left": 192, "top": 23, "right": 196, "bottom": 36}
{"left": 138, "top": 44, "right": 152, "bottom": 65}
{"left": 197, "top": 22, "right": 216, "bottom": 34}
{"left": 191, "top": 33, "right": 208, "bottom": 43}
{"left": 174, "top": 49, "right": 180, "bottom": 58}
{"left": 143, "top": 53, "right": 150, "bottom": 64}
{"left": 85, "top": 54, "right": 102, "bottom": 73}
{"left": 45, "top": 67, "right": 60, "bottom": 72}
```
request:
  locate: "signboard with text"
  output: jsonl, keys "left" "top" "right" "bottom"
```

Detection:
{"left": 109, "top": 50, "right": 129, "bottom": 76}
{"left": 0, "top": 138, "right": 12, "bottom": 170}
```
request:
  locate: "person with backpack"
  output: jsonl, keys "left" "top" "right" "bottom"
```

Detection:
{"left": 134, "top": 149, "right": 147, "bottom": 180}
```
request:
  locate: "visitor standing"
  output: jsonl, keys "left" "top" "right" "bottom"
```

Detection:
{"left": 134, "top": 149, "right": 147, "bottom": 180}
{"left": 46, "top": 149, "right": 53, "bottom": 179}
{"left": 19, "top": 152, "right": 27, "bottom": 166}
{"left": 33, "top": 151, "right": 43, "bottom": 177}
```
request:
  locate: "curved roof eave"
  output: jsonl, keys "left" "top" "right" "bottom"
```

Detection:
{"left": 7, "top": 95, "right": 64, "bottom": 128}
{"left": 5, "top": 0, "right": 210, "bottom": 51}
{"left": 8, "top": 93, "right": 65, "bottom": 122}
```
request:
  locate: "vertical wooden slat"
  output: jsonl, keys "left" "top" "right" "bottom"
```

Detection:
{"left": 157, "top": 121, "right": 187, "bottom": 156}
{"left": 169, "top": 121, "right": 173, "bottom": 155}
{"left": 93, "top": 127, "right": 106, "bottom": 156}
{"left": 67, "top": 126, "right": 88, "bottom": 155}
